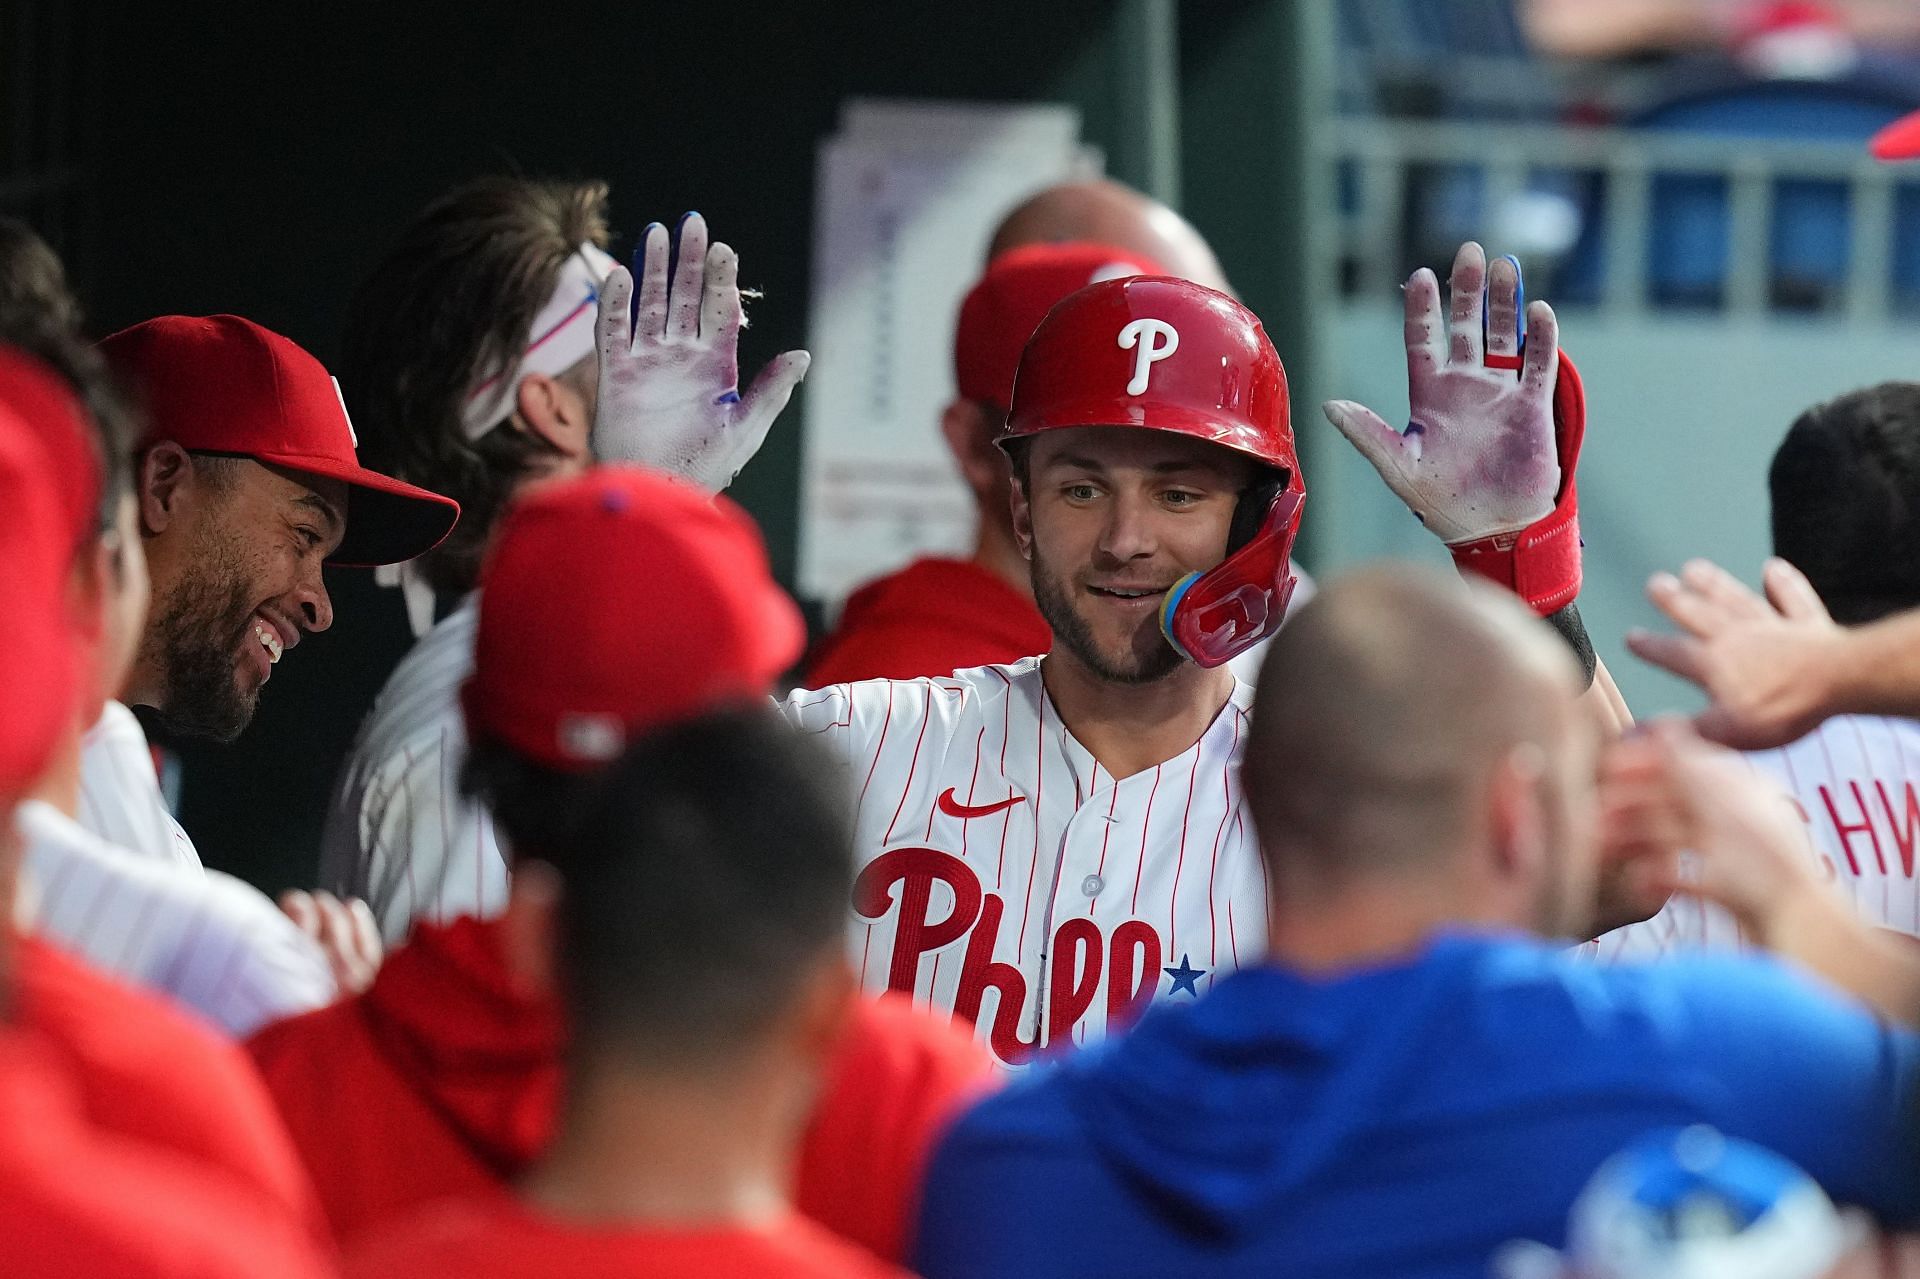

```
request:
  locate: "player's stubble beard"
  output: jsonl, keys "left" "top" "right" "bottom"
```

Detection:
{"left": 1029, "top": 541, "right": 1184, "bottom": 686}
{"left": 141, "top": 518, "right": 264, "bottom": 744}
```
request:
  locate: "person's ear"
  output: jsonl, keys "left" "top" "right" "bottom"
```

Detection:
{"left": 513, "top": 373, "right": 592, "bottom": 464}
{"left": 1009, "top": 462, "right": 1035, "bottom": 561}
{"left": 940, "top": 400, "right": 1009, "bottom": 499}
{"left": 499, "top": 859, "right": 565, "bottom": 998}
{"left": 136, "top": 443, "right": 193, "bottom": 537}
{"left": 1486, "top": 744, "right": 1548, "bottom": 886}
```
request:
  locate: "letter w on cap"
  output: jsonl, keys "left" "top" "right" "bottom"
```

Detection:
{"left": 1118, "top": 319, "right": 1179, "bottom": 395}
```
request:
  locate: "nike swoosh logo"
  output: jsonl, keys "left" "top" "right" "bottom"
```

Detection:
{"left": 937, "top": 788, "right": 1025, "bottom": 820}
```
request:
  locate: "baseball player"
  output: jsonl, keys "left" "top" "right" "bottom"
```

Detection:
{"left": 321, "top": 180, "right": 809, "bottom": 943}
{"left": 803, "top": 241, "right": 1169, "bottom": 687}
{"left": 0, "top": 219, "right": 199, "bottom": 871}
{"left": 802, "top": 175, "right": 1313, "bottom": 691}
{"left": 0, "top": 343, "right": 358, "bottom": 1035}
{"left": 807, "top": 178, "right": 1315, "bottom": 688}
{"left": 81, "top": 311, "right": 460, "bottom": 870}
{"left": 1604, "top": 382, "right": 1920, "bottom": 957}
{"left": 334, "top": 225, "right": 1608, "bottom": 1064}
{"left": 783, "top": 273, "right": 1302, "bottom": 1066}
{"left": 0, "top": 356, "right": 331, "bottom": 1279}
{"left": 800, "top": 234, "right": 1652, "bottom": 1066}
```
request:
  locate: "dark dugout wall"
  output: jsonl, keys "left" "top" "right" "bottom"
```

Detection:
{"left": 67, "top": 0, "right": 1198, "bottom": 894}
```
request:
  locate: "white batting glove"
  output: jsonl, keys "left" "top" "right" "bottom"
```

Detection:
{"left": 1322, "top": 242, "right": 1561, "bottom": 544}
{"left": 592, "top": 213, "right": 812, "bottom": 492}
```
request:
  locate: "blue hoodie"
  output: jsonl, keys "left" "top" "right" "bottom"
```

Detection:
{"left": 913, "top": 932, "right": 1920, "bottom": 1279}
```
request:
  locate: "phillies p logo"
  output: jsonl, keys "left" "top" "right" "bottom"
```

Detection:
{"left": 1118, "top": 318, "right": 1180, "bottom": 395}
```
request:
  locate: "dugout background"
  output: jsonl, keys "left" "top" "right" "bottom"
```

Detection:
{"left": 4, "top": 1, "right": 1323, "bottom": 895}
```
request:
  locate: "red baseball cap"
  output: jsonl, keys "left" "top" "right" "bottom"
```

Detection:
{"left": 0, "top": 402, "right": 80, "bottom": 803}
{"left": 0, "top": 348, "right": 102, "bottom": 549}
{"left": 954, "top": 242, "right": 1168, "bottom": 411}
{"left": 462, "top": 466, "right": 804, "bottom": 772}
{"left": 98, "top": 315, "right": 460, "bottom": 567}
{"left": 1873, "top": 109, "right": 1920, "bottom": 161}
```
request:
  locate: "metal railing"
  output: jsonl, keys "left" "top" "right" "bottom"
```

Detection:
{"left": 1320, "top": 116, "right": 1920, "bottom": 323}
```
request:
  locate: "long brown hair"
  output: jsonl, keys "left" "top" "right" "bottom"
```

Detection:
{"left": 340, "top": 177, "right": 611, "bottom": 596}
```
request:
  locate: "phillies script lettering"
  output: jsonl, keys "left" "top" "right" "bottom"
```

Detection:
{"left": 853, "top": 847, "right": 1161, "bottom": 1065}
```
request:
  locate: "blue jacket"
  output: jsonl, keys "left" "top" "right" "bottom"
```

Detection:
{"left": 914, "top": 932, "right": 1920, "bottom": 1279}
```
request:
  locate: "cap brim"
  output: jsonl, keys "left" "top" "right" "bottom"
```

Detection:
{"left": 1872, "top": 109, "right": 1920, "bottom": 161}
{"left": 277, "top": 456, "right": 460, "bottom": 567}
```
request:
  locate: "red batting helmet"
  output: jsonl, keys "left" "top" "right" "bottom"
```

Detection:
{"left": 999, "top": 276, "right": 1305, "bottom": 668}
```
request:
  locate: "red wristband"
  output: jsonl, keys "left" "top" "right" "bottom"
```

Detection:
{"left": 1449, "top": 350, "right": 1587, "bottom": 617}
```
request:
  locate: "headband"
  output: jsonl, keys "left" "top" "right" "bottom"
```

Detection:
{"left": 460, "top": 243, "right": 618, "bottom": 439}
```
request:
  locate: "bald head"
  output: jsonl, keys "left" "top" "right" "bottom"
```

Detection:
{"left": 988, "top": 179, "right": 1231, "bottom": 294}
{"left": 1245, "top": 567, "right": 1588, "bottom": 899}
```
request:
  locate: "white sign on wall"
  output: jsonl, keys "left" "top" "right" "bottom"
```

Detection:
{"left": 800, "top": 98, "right": 1100, "bottom": 610}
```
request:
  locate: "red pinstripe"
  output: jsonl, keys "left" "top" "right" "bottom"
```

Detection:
{"left": 1204, "top": 712, "right": 1243, "bottom": 965}
{"left": 1088, "top": 779, "right": 1121, "bottom": 918}
{"left": 1016, "top": 691, "right": 1047, "bottom": 956}
{"left": 957, "top": 725, "right": 985, "bottom": 854}
{"left": 993, "top": 667, "right": 1015, "bottom": 890}
{"left": 1132, "top": 765, "right": 1163, "bottom": 914}
{"left": 1228, "top": 807, "right": 1247, "bottom": 968}
{"left": 883, "top": 684, "right": 934, "bottom": 843}
{"left": 1167, "top": 747, "right": 1203, "bottom": 950}
{"left": 854, "top": 683, "right": 897, "bottom": 822}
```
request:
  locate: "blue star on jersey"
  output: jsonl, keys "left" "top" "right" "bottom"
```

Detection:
{"left": 1165, "top": 954, "right": 1206, "bottom": 997}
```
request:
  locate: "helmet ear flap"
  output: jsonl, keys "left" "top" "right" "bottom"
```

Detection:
{"left": 1159, "top": 486, "right": 1305, "bottom": 668}
{"left": 1228, "top": 469, "right": 1290, "bottom": 556}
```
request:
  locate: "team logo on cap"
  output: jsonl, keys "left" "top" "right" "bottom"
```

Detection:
{"left": 1118, "top": 318, "right": 1179, "bottom": 395}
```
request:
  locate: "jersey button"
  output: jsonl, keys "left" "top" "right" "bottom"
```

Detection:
{"left": 1081, "top": 874, "right": 1104, "bottom": 898}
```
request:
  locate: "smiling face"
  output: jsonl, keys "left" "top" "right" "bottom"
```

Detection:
{"left": 136, "top": 451, "right": 344, "bottom": 741}
{"left": 1013, "top": 426, "right": 1253, "bottom": 685}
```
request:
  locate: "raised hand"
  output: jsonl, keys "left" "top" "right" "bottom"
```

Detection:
{"left": 1323, "top": 243, "right": 1562, "bottom": 544}
{"left": 592, "top": 212, "right": 812, "bottom": 492}
{"left": 1626, "top": 557, "right": 1845, "bottom": 750}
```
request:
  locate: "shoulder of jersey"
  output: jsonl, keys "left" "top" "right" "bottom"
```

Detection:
{"left": 828, "top": 658, "right": 1042, "bottom": 718}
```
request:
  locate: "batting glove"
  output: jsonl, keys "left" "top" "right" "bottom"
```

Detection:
{"left": 1324, "top": 242, "right": 1586, "bottom": 616}
{"left": 593, "top": 212, "right": 811, "bottom": 492}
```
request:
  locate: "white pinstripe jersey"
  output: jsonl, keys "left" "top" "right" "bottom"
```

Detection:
{"left": 320, "top": 594, "right": 499, "bottom": 946}
{"left": 75, "top": 700, "right": 201, "bottom": 871}
{"left": 324, "top": 609, "right": 1265, "bottom": 1064}
{"left": 16, "top": 801, "right": 336, "bottom": 1036}
{"left": 786, "top": 658, "right": 1264, "bottom": 1068}
{"left": 1593, "top": 713, "right": 1920, "bottom": 961}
